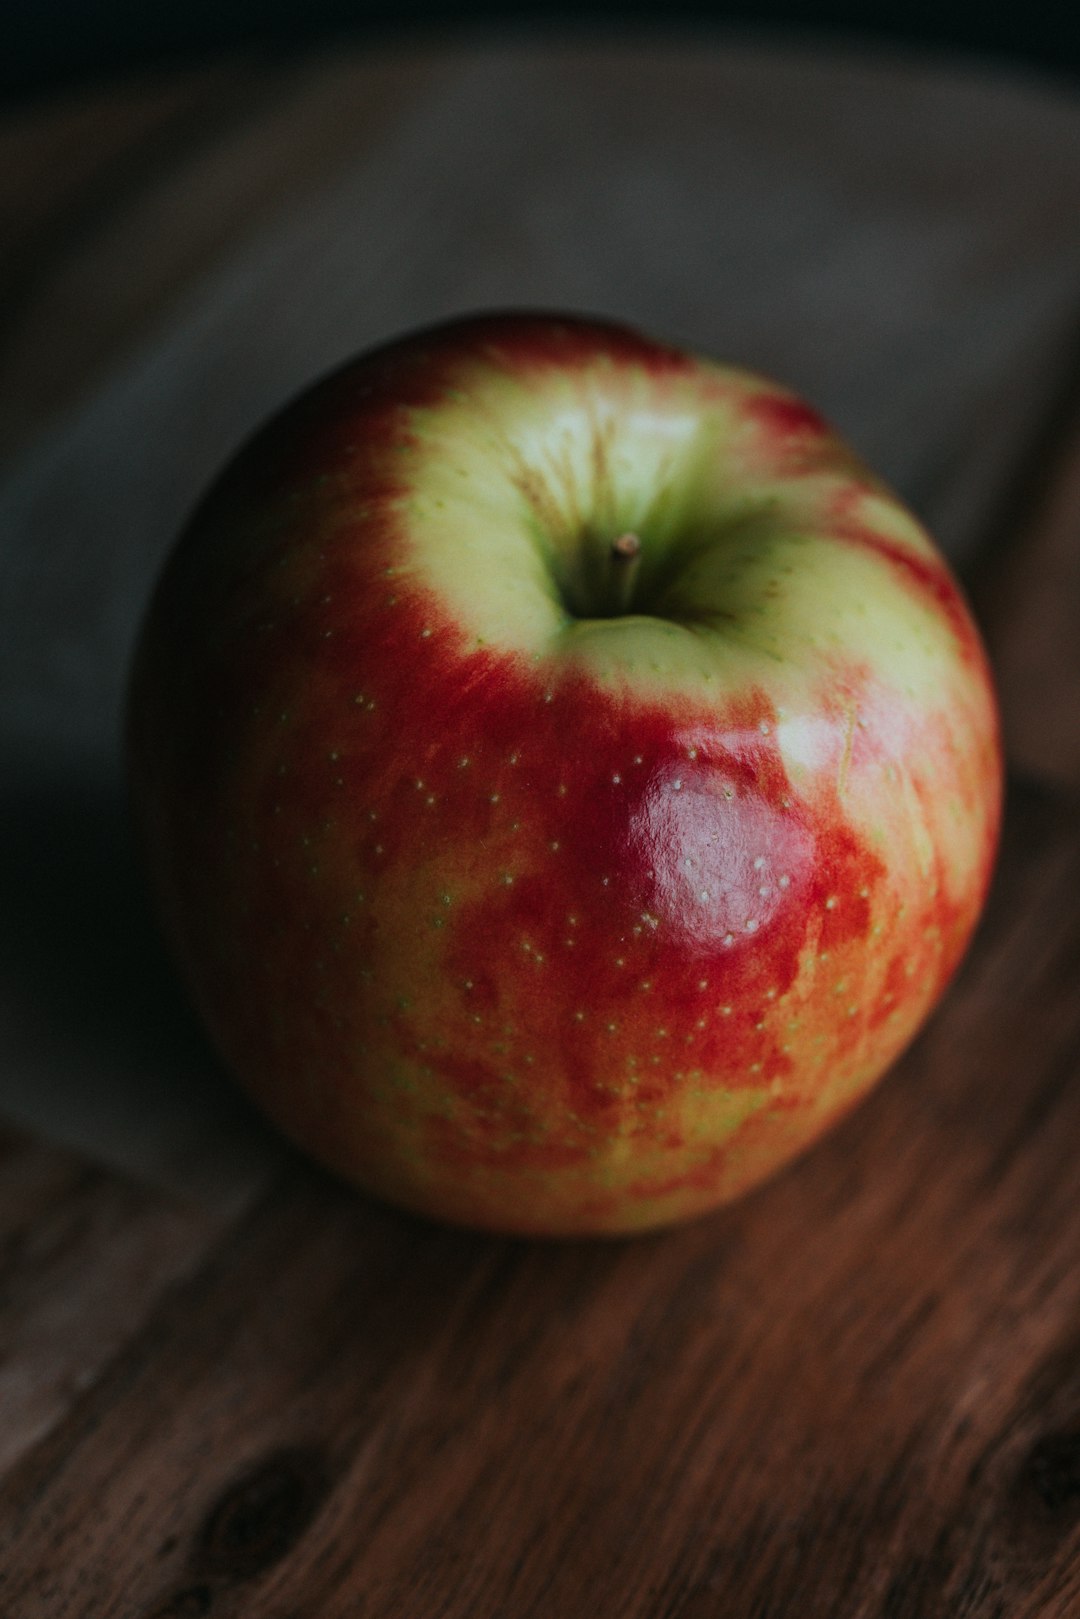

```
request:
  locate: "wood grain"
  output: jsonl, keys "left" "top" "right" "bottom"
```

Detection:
{"left": 1, "top": 781, "right": 1080, "bottom": 1616}
{"left": 0, "top": 1129, "right": 223, "bottom": 1477}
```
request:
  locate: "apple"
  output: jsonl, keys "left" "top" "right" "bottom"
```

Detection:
{"left": 127, "top": 312, "right": 1002, "bottom": 1236}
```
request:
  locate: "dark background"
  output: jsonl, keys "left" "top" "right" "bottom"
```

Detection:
{"left": 5, "top": 0, "right": 1079, "bottom": 103}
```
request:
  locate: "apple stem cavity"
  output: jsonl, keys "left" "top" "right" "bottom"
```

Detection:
{"left": 605, "top": 531, "right": 642, "bottom": 617}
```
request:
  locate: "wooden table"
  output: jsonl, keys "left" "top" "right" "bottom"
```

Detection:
{"left": 3, "top": 36, "right": 1080, "bottom": 1616}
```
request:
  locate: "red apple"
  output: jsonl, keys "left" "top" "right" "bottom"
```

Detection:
{"left": 127, "top": 312, "right": 1002, "bottom": 1235}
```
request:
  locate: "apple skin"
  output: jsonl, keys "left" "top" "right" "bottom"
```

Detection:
{"left": 128, "top": 312, "right": 1002, "bottom": 1236}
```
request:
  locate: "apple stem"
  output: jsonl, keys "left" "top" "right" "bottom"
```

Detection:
{"left": 606, "top": 532, "right": 642, "bottom": 616}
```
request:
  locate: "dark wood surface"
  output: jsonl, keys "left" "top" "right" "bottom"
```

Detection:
{"left": 4, "top": 40, "right": 1080, "bottom": 1617}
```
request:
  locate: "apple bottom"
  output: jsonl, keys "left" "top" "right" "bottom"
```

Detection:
{"left": 222, "top": 1015, "right": 925, "bottom": 1237}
